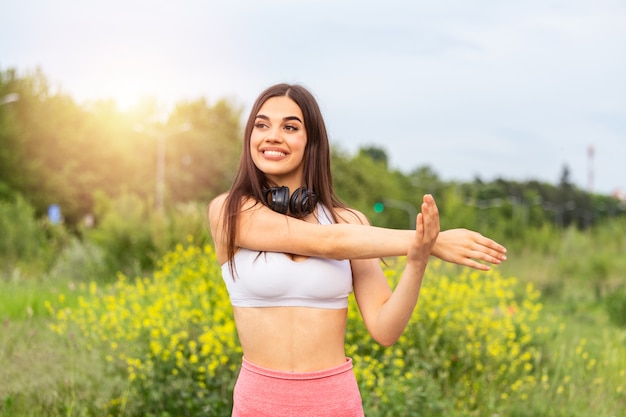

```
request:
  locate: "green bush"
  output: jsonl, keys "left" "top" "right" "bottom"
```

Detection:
{"left": 85, "top": 192, "right": 159, "bottom": 279}
{"left": 605, "top": 289, "right": 626, "bottom": 328}
{"left": 84, "top": 192, "right": 209, "bottom": 281}
{"left": 46, "top": 236, "right": 626, "bottom": 416}
{"left": 0, "top": 195, "right": 65, "bottom": 275}
{"left": 346, "top": 261, "right": 545, "bottom": 416}
{"left": 47, "top": 237, "right": 109, "bottom": 284}
{"left": 49, "top": 245, "right": 557, "bottom": 416}
{"left": 49, "top": 243, "right": 240, "bottom": 417}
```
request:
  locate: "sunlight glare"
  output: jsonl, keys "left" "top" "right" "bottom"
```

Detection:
{"left": 78, "top": 48, "right": 181, "bottom": 112}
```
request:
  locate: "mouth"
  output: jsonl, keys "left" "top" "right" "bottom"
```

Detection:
{"left": 263, "top": 149, "right": 287, "bottom": 157}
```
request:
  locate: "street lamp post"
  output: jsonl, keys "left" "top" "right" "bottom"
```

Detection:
{"left": 155, "top": 131, "right": 166, "bottom": 211}
{"left": 135, "top": 122, "right": 192, "bottom": 211}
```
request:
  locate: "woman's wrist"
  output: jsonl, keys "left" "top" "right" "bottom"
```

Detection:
{"left": 429, "top": 230, "right": 444, "bottom": 259}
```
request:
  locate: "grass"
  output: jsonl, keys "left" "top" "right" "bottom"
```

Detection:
{"left": 1, "top": 314, "right": 126, "bottom": 417}
{"left": 496, "top": 243, "right": 626, "bottom": 416}
{"left": 0, "top": 270, "right": 121, "bottom": 417}
{"left": 1, "top": 241, "right": 625, "bottom": 416}
{"left": 1, "top": 317, "right": 72, "bottom": 416}
{"left": 533, "top": 303, "right": 626, "bottom": 415}
{"left": 0, "top": 265, "right": 83, "bottom": 321}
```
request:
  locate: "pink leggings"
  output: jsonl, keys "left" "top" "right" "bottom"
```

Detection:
{"left": 232, "top": 357, "right": 364, "bottom": 417}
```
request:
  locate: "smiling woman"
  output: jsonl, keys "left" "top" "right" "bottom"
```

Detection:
{"left": 250, "top": 96, "right": 308, "bottom": 188}
{"left": 207, "top": 83, "right": 507, "bottom": 416}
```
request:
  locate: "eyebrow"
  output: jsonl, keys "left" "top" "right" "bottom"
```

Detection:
{"left": 256, "top": 114, "right": 303, "bottom": 124}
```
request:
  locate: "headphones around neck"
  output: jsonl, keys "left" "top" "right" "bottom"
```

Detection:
{"left": 264, "top": 186, "right": 318, "bottom": 218}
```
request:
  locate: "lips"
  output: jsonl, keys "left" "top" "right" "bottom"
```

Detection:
{"left": 263, "top": 150, "right": 287, "bottom": 157}
{"left": 260, "top": 147, "right": 289, "bottom": 161}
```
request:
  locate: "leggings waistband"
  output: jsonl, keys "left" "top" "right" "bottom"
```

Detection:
{"left": 241, "top": 357, "right": 353, "bottom": 380}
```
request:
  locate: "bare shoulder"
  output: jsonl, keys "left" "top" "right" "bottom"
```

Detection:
{"left": 333, "top": 206, "right": 371, "bottom": 226}
{"left": 208, "top": 192, "right": 229, "bottom": 209}
{"left": 208, "top": 193, "right": 263, "bottom": 232}
{"left": 207, "top": 192, "right": 228, "bottom": 227}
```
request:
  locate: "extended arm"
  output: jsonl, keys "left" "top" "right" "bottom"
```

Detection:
{"left": 208, "top": 193, "right": 506, "bottom": 268}
{"left": 208, "top": 193, "right": 414, "bottom": 264}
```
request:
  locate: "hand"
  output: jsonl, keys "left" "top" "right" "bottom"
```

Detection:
{"left": 407, "top": 194, "right": 440, "bottom": 265}
{"left": 432, "top": 228, "right": 507, "bottom": 271}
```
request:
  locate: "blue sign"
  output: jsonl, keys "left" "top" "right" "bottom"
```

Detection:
{"left": 48, "top": 204, "right": 62, "bottom": 224}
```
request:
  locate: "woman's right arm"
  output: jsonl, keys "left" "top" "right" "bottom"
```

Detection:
{"left": 208, "top": 194, "right": 506, "bottom": 268}
{"left": 207, "top": 193, "right": 414, "bottom": 264}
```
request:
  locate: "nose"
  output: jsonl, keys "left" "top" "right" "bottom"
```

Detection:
{"left": 264, "top": 126, "right": 283, "bottom": 142}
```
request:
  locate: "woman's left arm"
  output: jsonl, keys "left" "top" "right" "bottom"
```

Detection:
{"left": 352, "top": 195, "right": 440, "bottom": 346}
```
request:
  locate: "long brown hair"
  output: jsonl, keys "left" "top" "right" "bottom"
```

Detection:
{"left": 223, "top": 83, "right": 348, "bottom": 266}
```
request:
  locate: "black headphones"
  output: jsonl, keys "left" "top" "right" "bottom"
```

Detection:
{"left": 263, "top": 186, "right": 318, "bottom": 218}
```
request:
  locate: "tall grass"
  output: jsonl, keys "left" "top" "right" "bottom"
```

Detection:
{"left": 38, "top": 244, "right": 625, "bottom": 417}
{"left": 1, "top": 197, "right": 625, "bottom": 416}
{"left": 0, "top": 316, "right": 126, "bottom": 417}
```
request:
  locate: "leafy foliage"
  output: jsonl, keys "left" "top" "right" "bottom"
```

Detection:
{"left": 346, "top": 261, "right": 546, "bottom": 416}
{"left": 49, "top": 244, "right": 241, "bottom": 417}
{"left": 2, "top": 67, "right": 624, "bottom": 239}
{"left": 0, "top": 195, "right": 68, "bottom": 275}
{"left": 45, "top": 244, "right": 626, "bottom": 417}
{"left": 605, "top": 289, "right": 626, "bottom": 328}
{"left": 0, "top": 68, "right": 241, "bottom": 226}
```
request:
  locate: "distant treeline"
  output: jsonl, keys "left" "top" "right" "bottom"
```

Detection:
{"left": 1, "top": 67, "right": 624, "bottom": 234}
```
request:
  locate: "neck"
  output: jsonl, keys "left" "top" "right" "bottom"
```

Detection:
{"left": 266, "top": 175, "right": 304, "bottom": 194}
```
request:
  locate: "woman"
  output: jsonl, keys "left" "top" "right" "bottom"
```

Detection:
{"left": 208, "top": 83, "right": 507, "bottom": 416}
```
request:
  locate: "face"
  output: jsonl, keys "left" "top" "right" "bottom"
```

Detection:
{"left": 250, "top": 96, "right": 307, "bottom": 186}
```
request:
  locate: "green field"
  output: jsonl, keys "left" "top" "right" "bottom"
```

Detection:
{"left": 2, "top": 224, "right": 625, "bottom": 417}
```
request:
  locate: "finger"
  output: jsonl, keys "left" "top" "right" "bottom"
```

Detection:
{"left": 427, "top": 194, "right": 440, "bottom": 218}
{"left": 415, "top": 212, "right": 424, "bottom": 239}
{"left": 468, "top": 234, "right": 507, "bottom": 260}
{"left": 422, "top": 194, "right": 433, "bottom": 214}
{"left": 433, "top": 198, "right": 439, "bottom": 220}
{"left": 424, "top": 195, "right": 440, "bottom": 231}
{"left": 424, "top": 195, "right": 438, "bottom": 214}
{"left": 476, "top": 243, "right": 507, "bottom": 261}
{"left": 475, "top": 235, "right": 507, "bottom": 254}
{"left": 462, "top": 259, "right": 491, "bottom": 271}
{"left": 421, "top": 207, "right": 438, "bottom": 240}
{"left": 421, "top": 195, "right": 439, "bottom": 232}
{"left": 468, "top": 250, "right": 503, "bottom": 265}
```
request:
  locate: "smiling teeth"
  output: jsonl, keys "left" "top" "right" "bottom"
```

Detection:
{"left": 265, "top": 150, "right": 286, "bottom": 156}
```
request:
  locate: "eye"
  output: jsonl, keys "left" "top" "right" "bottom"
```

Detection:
{"left": 284, "top": 124, "right": 299, "bottom": 132}
{"left": 254, "top": 121, "right": 268, "bottom": 129}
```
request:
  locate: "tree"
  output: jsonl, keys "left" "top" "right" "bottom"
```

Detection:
{"left": 166, "top": 98, "right": 242, "bottom": 204}
{"left": 0, "top": 70, "right": 21, "bottom": 199}
{"left": 358, "top": 145, "right": 389, "bottom": 167}
{"left": 0, "top": 68, "right": 244, "bottom": 226}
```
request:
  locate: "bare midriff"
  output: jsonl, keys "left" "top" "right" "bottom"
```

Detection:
{"left": 233, "top": 306, "right": 349, "bottom": 372}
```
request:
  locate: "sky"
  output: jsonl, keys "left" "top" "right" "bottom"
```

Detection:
{"left": 2, "top": 0, "right": 625, "bottom": 195}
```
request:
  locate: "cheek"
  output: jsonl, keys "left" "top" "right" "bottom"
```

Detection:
{"left": 249, "top": 132, "right": 261, "bottom": 147}
{"left": 292, "top": 134, "right": 307, "bottom": 152}
{"left": 248, "top": 137, "right": 261, "bottom": 165}
{"left": 249, "top": 133, "right": 263, "bottom": 153}
{"left": 249, "top": 145, "right": 260, "bottom": 164}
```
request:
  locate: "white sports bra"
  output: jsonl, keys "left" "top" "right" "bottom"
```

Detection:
{"left": 220, "top": 205, "right": 353, "bottom": 309}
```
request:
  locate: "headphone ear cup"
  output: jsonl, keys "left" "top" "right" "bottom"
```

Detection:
{"left": 264, "top": 186, "right": 290, "bottom": 214}
{"left": 290, "top": 187, "right": 318, "bottom": 217}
